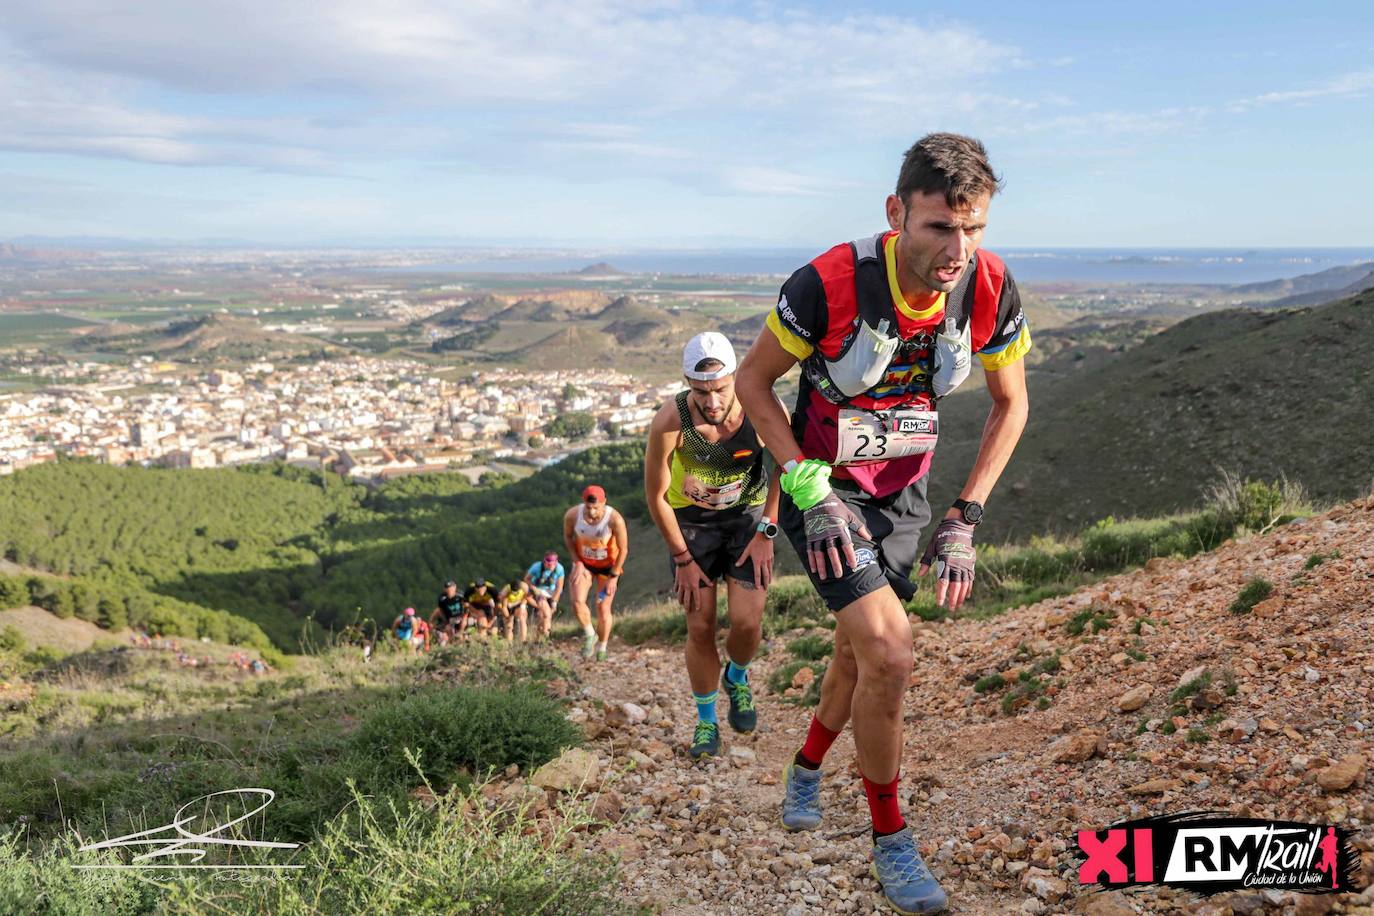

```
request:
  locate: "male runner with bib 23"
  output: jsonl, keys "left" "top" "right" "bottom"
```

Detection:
{"left": 735, "top": 134, "right": 1030, "bottom": 914}
{"left": 644, "top": 332, "right": 783, "bottom": 760}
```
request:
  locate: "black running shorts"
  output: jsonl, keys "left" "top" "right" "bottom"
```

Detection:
{"left": 672, "top": 503, "right": 765, "bottom": 585}
{"left": 779, "top": 476, "right": 931, "bottom": 612}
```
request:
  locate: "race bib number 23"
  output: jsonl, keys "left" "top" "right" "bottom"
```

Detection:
{"left": 834, "top": 409, "right": 938, "bottom": 465}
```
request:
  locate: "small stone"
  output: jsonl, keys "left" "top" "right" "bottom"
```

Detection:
{"left": 620, "top": 702, "right": 648, "bottom": 724}
{"left": 1252, "top": 596, "right": 1283, "bottom": 617}
{"left": 1292, "top": 892, "right": 1336, "bottom": 915}
{"left": 729, "top": 746, "right": 757, "bottom": 762}
{"left": 531, "top": 747, "right": 601, "bottom": 792}
{"left": 791, "top": 666, "right": 815, "bottom": 689}
{"left": 1126, "top": 777, "right": 1183, "bottom": 795}
{"left": 1316, "top": 754, "right": 1366, "bottom": 792}
{"left": 1116, "top": 684, "right": 1152, "bottom": 712}
{"left": 711, "top": 848, "right": 729, "bottom": 869}
{"left": 1075, "top": 889, "right": 1136, "bottom": 915}
{"left": 1177, "top": 665, "right": 1208, "bottom": 689}
{"left": 1020, "top": 866, "right": 1067, "bottom": 901}
{"left": 627, "top": 750, "right": 656, "bottom": 770}
{"left": 1047, "top": 730, "right": 1102, "bottom": 764}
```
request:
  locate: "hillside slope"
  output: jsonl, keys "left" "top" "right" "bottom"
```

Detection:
{"left": 930, "top": 290, "right": 1374, "bottom": 541}
{"left": 559, "top": 496, "right": 1374, "bottom": 913}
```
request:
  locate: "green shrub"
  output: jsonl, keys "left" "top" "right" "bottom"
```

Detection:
{"left": 767, "top": 658, "right": 825, "bottom": 707}
{"left": 787, "top": 634, "right": 833, "bottom": 661}
{"left": 349, "top": 686, "right": 580, "bottom": 782}
{"left": 1186, "top": 727, "right": 1211, "bottom": 744}
{"left": 184, "top": 786, "right": 625, "bottom": 915}
{"left": 973, "top": 673, "right": 1006, "bottom": 694}
{"left": 1206, "top": 471, "right": 1312, "bottom": 534}
{"left": 764, "top": 578, "right": 827, "bottom": 631}
{"left": 0, "top": 576, "right": 27, "bottom": 609}
{"left": 1304, "top": 550, "right": 1341, "bottom": 570}
{"left": 0, "top": 625, "right": 24, "bottom": 654}
{"left": 97, "top": 597, "right": 129, "bottom": 630}
{"left": 1170, "top": 672, "right": 1213, "bottom": 704}
{"left": 1065, "top": 607, "right": 1112, "bottom": 636}
{"left": 1228, "top": 578, "right": 1273, "bottom": 614}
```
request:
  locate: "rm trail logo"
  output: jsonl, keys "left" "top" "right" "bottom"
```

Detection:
{"left": 74, "top": 788, "right": 303, "bottom": 871}
{"left": 1076, "top": 813, "right": 1358, "bottom": 896}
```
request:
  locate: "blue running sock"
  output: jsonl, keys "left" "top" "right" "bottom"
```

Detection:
{"left": 724, "top": 658, "right": 750, "bottom": 686}
{"left": 694, "top": 690, "right": 719, "bottom": 725}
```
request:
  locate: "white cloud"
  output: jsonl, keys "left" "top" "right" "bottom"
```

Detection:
{"left": 1231, "top": 69, "right": 1374, "bottom": 109}
{"left": 2, "top": 1, "right": 1016, "bottom": 116}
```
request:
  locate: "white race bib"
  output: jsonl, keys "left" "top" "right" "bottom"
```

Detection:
{"left": 834, "top": 409, "right": 938, "bottom": 465}
{"left": 682, "top": 474, "right": 744, "bottom": 509}
{"left": 582, "top": 546, "right": 609, "bottom": 561}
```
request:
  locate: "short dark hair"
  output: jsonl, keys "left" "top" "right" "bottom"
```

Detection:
{"left": 895, "top": 133, "right": 1001, "bottom": 209}
{"left": 693, "top": 357, "right": 725, "bottom": 374}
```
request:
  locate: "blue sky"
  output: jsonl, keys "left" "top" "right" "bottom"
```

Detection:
{"left": 1, "top": 0, "right": 1371, "bottom": 248}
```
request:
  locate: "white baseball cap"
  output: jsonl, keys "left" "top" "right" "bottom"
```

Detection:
{"left": 682, "top": 332, "right": 737, "bottom": 381}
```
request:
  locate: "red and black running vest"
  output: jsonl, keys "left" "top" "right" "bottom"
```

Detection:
{"left": 792, "top": 232, "right": 1012, "bottom": 498}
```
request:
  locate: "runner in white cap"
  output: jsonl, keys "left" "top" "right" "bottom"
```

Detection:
{"left": 643, "top": 331, "right": 784, "bottom": 759}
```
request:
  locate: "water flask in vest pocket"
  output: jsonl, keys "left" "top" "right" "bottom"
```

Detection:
{"left": 932, "top": 323, "right": 972, "bottom": 398}
{"left": 828, "top": 318, "right": 900, "bottom": 399}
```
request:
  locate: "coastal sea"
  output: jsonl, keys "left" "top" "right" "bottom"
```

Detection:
{"left": 384, "top": 247, "right": 1374, "bottom": 285}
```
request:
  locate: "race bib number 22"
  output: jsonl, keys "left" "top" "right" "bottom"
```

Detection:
{"left": 834, "top": 409, "right": 938, "bottom": 465}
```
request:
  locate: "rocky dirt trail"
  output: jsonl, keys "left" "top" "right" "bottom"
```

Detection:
{"left": 538, "top": 496, "right": 1374, "bottom": 915}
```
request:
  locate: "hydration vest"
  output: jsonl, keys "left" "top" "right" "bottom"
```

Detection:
{"left": 793, "top": 232, "right": 1011, "bottom": 497}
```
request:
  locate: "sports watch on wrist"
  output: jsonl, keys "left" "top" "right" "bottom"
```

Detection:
{"left": 756, "top": 516, "right": 779, "bottom": 539}
{"left": 952, "top": 498, "right": 984, "bottom": 526}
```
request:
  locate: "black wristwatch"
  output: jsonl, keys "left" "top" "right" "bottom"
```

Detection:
{"left": 952, "top": 498, "right": 984, "bottom": 526}
{"left": 756, "top": 516, "right": 779, "bottom": 539}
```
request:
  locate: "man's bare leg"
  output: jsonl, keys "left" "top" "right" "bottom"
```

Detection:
{"left": 569, "top": 566, "right": 597, "bottom": 658}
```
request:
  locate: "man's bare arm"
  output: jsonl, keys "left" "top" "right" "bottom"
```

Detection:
{"left": 644, "top": 403, "right": 690, "bottom": 555}
{"left": 562, "top": 508, "right": 579, "bottom": 566}
{"left": 948, "top": 358, "right": 1029, "bottom": 516}
{"left": 736, "top": 330, "right": 802, "bottom": 467}
{"left": 611, "top": 512, "right": 629, "bottom": 574}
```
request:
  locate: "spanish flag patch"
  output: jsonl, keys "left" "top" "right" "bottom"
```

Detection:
{"left": 732, "top": 449, "right": 753, "bottom": 459}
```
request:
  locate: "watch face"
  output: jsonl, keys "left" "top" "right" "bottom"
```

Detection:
{"left": 760, "top": 522, "right": 779, "bottom": 539}
{"left": 963, "top": 502, "right": 984, "bottom": 524}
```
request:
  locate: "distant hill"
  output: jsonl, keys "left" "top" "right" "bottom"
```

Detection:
{"left": 594, "top": 295, "right": 660, "bottom": 321}
{"left": 929, "top": 290, "right": 1374, "bottom": 541}
{"left": 495, "top": 298, "right": 569, "bottom": 321}
{"left": 517, "top": 326, "right": 621, "bottom": 367}
{"left": 423, "top": 293, "right": 508, "bottom": 326}
{"left": 73, "top": 314, "right": 339, "bottom": 361}
{"left": 1233, "top": 260, "right": 1374, "bottom": 296}
{"left": 1259, "top": 270, "right": 1374, "bottom": 309}
{"left": 575, "top": 262, "right": 625, "bottom": 276}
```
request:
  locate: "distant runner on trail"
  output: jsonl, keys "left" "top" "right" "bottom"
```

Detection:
{"left": 392, "top": 609, "right": 417, "bottom": 650}
{"left": 523, "top": 552, "right": 566, "bottom": 640}
{"left": 497, "top": 580, "right": 533, "bottom": 643}
{"left": 563, "top": 485, "right": 629, "bottom": 661}
{"left": 735, "top": 133, "right": 1031, "bottom": 915}
{"left": 644, "top": 332, "right": 782, "bottom": 759}
{"left": 460, "top": 580, "right": 497, "bottom": 638}
{"left": 430, "top": 579, "right": 464, "bottom": 645}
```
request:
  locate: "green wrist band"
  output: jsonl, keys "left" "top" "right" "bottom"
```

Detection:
{"left": 779, "top": 459, "right": 833, "bottom": 511}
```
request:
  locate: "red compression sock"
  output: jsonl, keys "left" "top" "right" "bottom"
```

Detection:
{"left": 796, "top": 716, "right": 841, "bottom": 769}
{"left": 862, "top": 773, "right": 905, "bottom": 836}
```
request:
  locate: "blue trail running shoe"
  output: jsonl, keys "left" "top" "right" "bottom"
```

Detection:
{"left": 871, "top": 827, "right": 948, "bottom": 914}
{"left": 688, "top": 721, "right": 720, "bottom": 759}
{"left": 779, "top": 761, "right": 822, "bottom": 831}
{"left": 720, "top": 668, "right": 757, "bottom": 733}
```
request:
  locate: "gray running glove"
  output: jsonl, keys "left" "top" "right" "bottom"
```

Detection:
{"left": 919, "top": 518, "right": 976, "bottom": 600}
{"left": 803, "top": 492, "right": 871, "bottom": 580}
